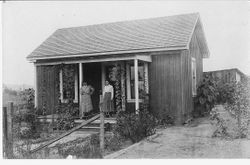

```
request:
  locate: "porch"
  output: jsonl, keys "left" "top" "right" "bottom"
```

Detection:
{"left": 34, "top": 54, "right": 152, "bottom": 117}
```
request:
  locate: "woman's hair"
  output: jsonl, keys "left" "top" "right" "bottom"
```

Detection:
{"left": 105, "top": 80, "right": 110, "bottom": 84}
{"left": 82, "top": 81, "right": 87, "bottom": 85}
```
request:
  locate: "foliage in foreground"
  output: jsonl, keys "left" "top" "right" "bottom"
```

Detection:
{"left": 210, "top": 80, "right": 250, "bottom": 139}
{"left": 114, "top": 110, "right": 157, "bottom": 143}
{"left": 224, "top": 81, "right": 250, "bottom": 138}
{"left": 193, "top": 74, "right": 219, "bottom": 117}
{"left": 13, "top": 88, "right": 40, "bottom": 140}
{"left": 56, "top": 133, "right": 126, "bottom": 159}
{"left": 57, "top": 134, "right": 102, "bottom": 159}
{"left": 210, "top": 108, "right": 230, "bottom": 138}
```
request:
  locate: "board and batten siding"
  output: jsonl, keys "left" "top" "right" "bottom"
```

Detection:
{"left": 149, "top": 51, "right": 184, "bottom": 124}
{"left": 149, "top": 27, "right": 204, "bottom": 124}
{"left": 36, "top": 65, "right": 59, "bottom": 115}
{"left": 181, "top": 26, "right": 204, "bottom": 121}
{"left": 189, "top": 26, "right": 203, "bottom": 84}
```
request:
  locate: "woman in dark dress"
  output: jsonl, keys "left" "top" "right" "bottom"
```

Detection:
{"left": 102, "top": 80, "right": 114, "bottom": 117}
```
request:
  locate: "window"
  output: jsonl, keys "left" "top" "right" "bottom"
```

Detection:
{"left": 191, "top": 57, "right": 197, "bottom": 96}
{"left": 126, "top": 61, "right": 148, "bottom": 101}
{"left": 59, "top": 68, "right": 78, "bottom": 103}
{"left": 236, "top": 72, "right": 241, "bottom": 82}
{"left": 129, "top": 64, "right": 144, "bottom": 99}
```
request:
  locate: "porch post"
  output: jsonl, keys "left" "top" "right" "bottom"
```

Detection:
{"left": 34, "top": 65, "right": 38, "bottom": 108}
{"left": 74, "top": 73, "right": 78, "bottom": 103}
{"left": 59, "top": 69, "right": 63, "bottom": 101}
{"left": 134, "top": 59, "right": 139, "bottom": 113}
{"left": 101, "top": 63, "right": 105, "bottom": 92}
{"left": 79, "top": 63, "right": 83, "bottom": 109}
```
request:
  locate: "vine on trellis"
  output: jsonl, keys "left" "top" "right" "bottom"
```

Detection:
{"left": 41, "top": 66, "right": 48, "bottom": 134}
{"left": 109, "top": 63, "right": 123, "bottom": 113}
{"left": 55, "top": 64, "right": 78, "bottom": 130}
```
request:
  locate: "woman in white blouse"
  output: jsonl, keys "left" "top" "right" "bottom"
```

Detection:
{"left": 102, "top": 80, "right": 114, "bottom": 116}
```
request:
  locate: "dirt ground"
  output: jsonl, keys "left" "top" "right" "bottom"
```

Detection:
{"left": 112, "top": 116, "right": 250, "bottom": 158}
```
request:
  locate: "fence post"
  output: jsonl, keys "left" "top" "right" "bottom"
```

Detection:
{"left": 3, "top": 107, "right": 7, "bottom": 158}
{"left": 99, "top": 97, "right": 105, "bottom": 157}
{"left": 4, "top": 102, "right": 14, "bottom": 158}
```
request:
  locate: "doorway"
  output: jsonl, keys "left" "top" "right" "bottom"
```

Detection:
{"left": 82, "top": 62, "right": 102, "bottom": 113}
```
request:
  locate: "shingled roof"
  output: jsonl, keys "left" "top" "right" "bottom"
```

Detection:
{"left": 27, "top": 13, "right": 209, "bottom": 61}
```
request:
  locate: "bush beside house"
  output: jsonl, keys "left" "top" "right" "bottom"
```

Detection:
{"left": 194, "top": 74, "right": 250, "bottom": 139}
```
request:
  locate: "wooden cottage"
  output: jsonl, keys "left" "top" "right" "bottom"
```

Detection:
{"left": 205, "top": 68, "right": 246, "bottom": 84}
{"left": 27, "top": 13, "right": 209, "bottom": 124}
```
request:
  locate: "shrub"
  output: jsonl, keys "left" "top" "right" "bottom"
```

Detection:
{"left": 114, "top": 110, "right": 157, "bottom": 143}
{"left": 104, "top": 133, "right": 123, "bottom": 152}
{"left": 56, "top": 99, "right": 78, "bottom": 130}
{"left": 57, "top": 134, "right": 102, "bottom": 159}
{"left": 194, "top": 73, "right": 219, "bottom": 117}
{"left": 13, "top": 88, "right": 40, "bottom": 140}
{"left": 224, "top": 81, "right": 250, "bottom": 138}
{"left": 14, "top": 113, "right": 40, "bottom": 139}
{"left": 216, "top": 82, "right": 236, "bottom": 104}
{"left": 210, "top": 108, "right": 229, "bottom": 138}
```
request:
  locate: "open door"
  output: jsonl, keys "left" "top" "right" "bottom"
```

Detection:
{"left": 82, "top": 63, "right": 102, "bottom": 113}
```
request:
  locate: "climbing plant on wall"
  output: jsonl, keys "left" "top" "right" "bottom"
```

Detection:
{"left": 109, "top": 63, "right": 124, "bottom": 113}
{"left": 120, "top": 62, "right": 126, "bottom": 112}
{"left": 41, "top": 66, "right": 47, "bottom": 117}
{"left": 55, "top": 64, "right": 78, "bottom": 130}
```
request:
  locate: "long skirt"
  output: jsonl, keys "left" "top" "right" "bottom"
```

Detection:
{"left": 80, "top": 94, "right": 93, "bottom": 117}
{"left": 102, "top": 92, "right": 114, "bottom": 112}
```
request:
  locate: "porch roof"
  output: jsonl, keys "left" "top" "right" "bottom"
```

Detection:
{"left": 27, "top": 13, "right": 209, "bottom": 61}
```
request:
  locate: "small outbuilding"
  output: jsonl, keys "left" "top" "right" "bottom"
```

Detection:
{"left": 205, "top": 68, "right": 246, "bottom": 84}
{"left": 27, "top": 13, "right": 209, "bottom": 124}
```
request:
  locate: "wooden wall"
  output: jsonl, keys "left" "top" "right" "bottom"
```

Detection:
{"left": 180, "top": 50, "right": 193, "bottom": 121}
{"left": 189, "top": 27, "right": 204, "bottom": 84}
{"left": 149, "top": 51, "right": 184, "bottom": 124}
{"left": 206, "top": 70, "right": 238, "bottom": 84}
{"left": 180, "top": 25, "right": 204, "bottom": 121}
{"left": 149, "top": 26, "right": 204, "bottom": 124}
{"left": 36, "top": 65, "right": 59, "bottom": 115}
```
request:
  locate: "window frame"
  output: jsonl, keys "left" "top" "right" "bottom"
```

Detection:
{"left": 191, "top": 57, "right": 197, "bottom": 96}
{"left": 59, "top": 69, "right": 78, "bottom": 103}
{"left": 126, "top": 61, "right": 148, "bottom": 103}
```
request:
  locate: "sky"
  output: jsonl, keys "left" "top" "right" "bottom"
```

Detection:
{"left": 2, "top": 1, "right": 250, "bottom": 86}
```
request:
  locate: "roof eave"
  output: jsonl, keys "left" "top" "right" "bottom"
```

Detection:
{"left": 27, "top": 46, "right": 188, "bottom": 62}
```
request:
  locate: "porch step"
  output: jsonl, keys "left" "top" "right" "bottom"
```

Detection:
{"left": 78, "top": 126, "right": 101, "bottom": 132}
{"left": 74, "top": 117, "right": 116, "bottom": 132}
{"left": 81, "top": 126, "right": 101, "bottom": 129}
{"left": 74, "top": 118, "right": 117, "bottom": 125}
